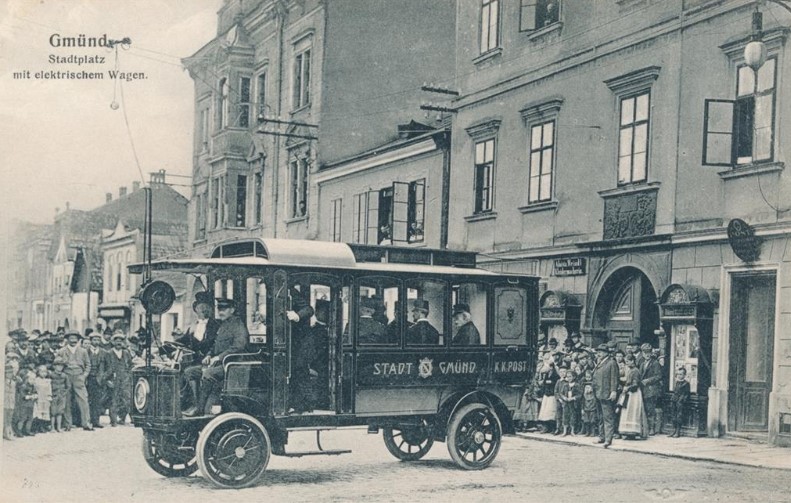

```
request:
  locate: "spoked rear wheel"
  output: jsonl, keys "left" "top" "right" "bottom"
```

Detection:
{"left": 383, "top": 423, "right": 434, "bottom": 461}
{"left": 446, "top": 402, "right": 502, "bottom": 470}
{"left": 141, "top": 431, "right": 198, "bottom": 477}
{"left": 196, "top": 413, "right": 271, "bottom": 489}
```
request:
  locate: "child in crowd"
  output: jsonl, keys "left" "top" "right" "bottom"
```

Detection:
{"left": 536, "top": 361, "right": 559, "bottom": 433}
{"left": 33, "top": 365, "right": 52, "bottom": 433}
{"left": 669, "top": 367, "right": 691, "bottom": 438}
{"left": 560, "top": 370, "right": 581, "bottom": 436}
{"left": 49, "top": 357, "right": 68, "bottom": 432}
{"left": 581, "top": 378, "right": 598, "bottom": 437}
{"left": 4, "top": 352, "right": 20, "bottom": 440}
{"left": 553, "top": 366, "right": 568, "bottom": 434}
{"left": 15, "top": 369, "right": 38, "bottom": 436}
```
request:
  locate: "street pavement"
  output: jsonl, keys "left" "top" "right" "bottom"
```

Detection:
{"left": 1, "top": 422, "right": 790, "bottom": 503}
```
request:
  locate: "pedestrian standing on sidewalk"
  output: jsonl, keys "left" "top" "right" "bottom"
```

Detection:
{"left": 592, "top": 343, "right": 619, "bottom": 448}
{"left": 639, "top": 343, "right": 662, "bottom": 436}
{"left": 554, "top": 366, "right": 569, "bottom": 435}
{"left": 103, "top": 333, "right": 135, "bottom": 426}
{"left": 4, "top": 352, "right": 20, "bottom": 440}
{"left": 57, "top": 331, "right": 93, "bottom": 431}
{"left": 669, "top": 367, "right": 691, "bottom": 437}
{"left": 561, "top": 370, "right": 581, "bottom": 435}
{"left": 618, "top": 353, "right": 648, "bottom": 439}
{"left": 581, "top": 379, "right": 598, "bottom": 436}
{"left": 86, "top": 333, "right": 107, "bottom": 428}
{"left": 49, "top": 357, "right": 68, "bottom": 432}
{"left": 32, "top": 365, "right": 52, "bottom": 433}
{"left": 536, "top": 360, "right": 559, "bottom": 433}
{"left": 16, "top": 369, "right": 38, "bottom": 436}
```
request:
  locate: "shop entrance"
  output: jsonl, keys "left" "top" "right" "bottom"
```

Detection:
{"left": 728, "top": 273, "right": 776, "bottom": 432}
{"left": 593, "top": 267, "right": 659, "bottom": 349}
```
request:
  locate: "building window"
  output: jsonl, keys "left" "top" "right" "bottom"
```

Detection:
{"left": 235, "top": 175, "right": 247, "bottom": 227}
{"left": 352, "top": 192, "right": 369, "bottom": 244}
{"left": 331, "top": 198, "right": 343, "bottom": 242}
{"left": 257, "top": 73, "right": 267, "bottom": 119}
{"left": 195, "top": 191, "right": 207, "bottom": 240}
{"left": 218, "top": 78, "right": 229, "bottom": 129}
{"left": 520, "top": 0, "right": 560, "bottom": 31}
{"left": 474, "top": 139, "right": 495, "bottom": 213}
{"left": 199, "top": 108, "right": 209, "bottom": 150}
{"left": 253, "top": 170, "right": 263, "bottom": 226}
{"left": 238, "top": 76, "right": 251, "bottom": 128}
{"left": 116, "top": 252, "right": 122, "bottom": 291}
{"left": 703, "top": 58, "right": 776, "bottom": 167}
{"left": 618, "top": 91, "right": 650, "bottom": 185}
{"left": 528, "top": 120, "right": 555, "bottom": 203}
{"left": 293, "top": 49, "right": 311, "bottom": 110}
{"left": 289, "top": 157, "right": 308, "bottom": 218}
{"left": 407, "top": 179, "right": 425, "bottom": 243}
{"left": 211, "top": 176, "right": 224, "bottom": 229}
{"left": 480, "top": 0, "right": 500, "bottom": 54}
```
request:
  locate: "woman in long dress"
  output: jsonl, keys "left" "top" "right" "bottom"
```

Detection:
{"left": 536, "top": 361, "right": 559, "bottom": 433}
{"left": 618, "top": 353, "right": 649, "bottom": 439}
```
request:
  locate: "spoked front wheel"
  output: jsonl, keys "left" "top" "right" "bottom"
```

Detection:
{"left": 446, "top": 402, "right": 502, "bottom": 470}
{"left": 383, "top": 423, "right": 434, "bottom": 461}
{"left": 196, "top": 413, "right": 271, "bottom": 489}
{"left": 141, "top": 431, "right": 198, "bottom": 477}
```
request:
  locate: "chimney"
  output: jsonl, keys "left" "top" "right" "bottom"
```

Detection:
{"left": 119, "top": 186, "right": 128, "bottom": 197}
{"left": 105, "top": 192, "right": 112, "bottom": 203}
{"left": 132, "top": 181, "right": 141, "bottom": 192}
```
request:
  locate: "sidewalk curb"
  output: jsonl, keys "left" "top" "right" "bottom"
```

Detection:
{"left": 514, "top": 432, "right": 791, "bottom": 472}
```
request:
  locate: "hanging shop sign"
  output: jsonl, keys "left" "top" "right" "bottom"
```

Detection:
{"left": 727, "top": 218, "right": 761, "bottom": 262}
{"left": 552, "top": 257, "right": 586, "bottom": 276}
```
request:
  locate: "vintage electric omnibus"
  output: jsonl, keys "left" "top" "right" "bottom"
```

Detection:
{"left": 129, "top": 239, "right": 538, "bottom": 488}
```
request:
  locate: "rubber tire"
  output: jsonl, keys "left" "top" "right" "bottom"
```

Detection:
{"left": 196, "top": 413, "right": 271, "bottom": 489}
{"left": 446, "top": 402, "right": 502, "bottom": 470}
{"left": 141, "top": 432, "right": 198, "bottom": 478}
{"left": 383, "top": 426, "right": 434, "bottom": 461}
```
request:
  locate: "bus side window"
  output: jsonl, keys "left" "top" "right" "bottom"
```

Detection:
{"left": 342, "top": 286, "right": 351, "bottom": 346}
{"left": 245, "top": 277, "right": 268, "bottom": 344}
{"left": 493, "top": 285, "right": 528, "bottom": 345}
{"left": 358, "top": 277, "right": 399, "bottom": 345}
{"left": 451, "top": 283, "right": 487, "bottom": 346}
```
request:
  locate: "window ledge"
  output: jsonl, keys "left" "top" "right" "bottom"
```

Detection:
{"left": 718, "top": 161, "right": 784, "bottom": 180}
{"left": 598, "top": 181, "right": 660, "bottom": 199}
{"left": 472, "top": 47, "right": 502, "bottom": 66}
{"left": 285, "top": 215, "right": 309, "bottom": 225}
{"left": 192, "top": 238, "right": 207, "bottom": 246}
{"left": 525, "top": 22, "right": 562, "bottom": 43}
{"left": 465, "top": 211, "right": 498, "bottom": 223}
{"left": 518, "top": 200, "right": 559, "bottom": 214}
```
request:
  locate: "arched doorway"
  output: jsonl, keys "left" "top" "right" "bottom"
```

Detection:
{"left": 592, "top": 267, "right": 659, "bottom": 349}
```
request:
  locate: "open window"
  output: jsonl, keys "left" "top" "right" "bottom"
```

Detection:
{"left": 520, "top": 0, "right": 560, "bottom": 32}
{"left": 703, "top": 59, "right": 776, "bottom": 167}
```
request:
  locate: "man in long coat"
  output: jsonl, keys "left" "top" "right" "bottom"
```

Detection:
{"left": 591, "top": 343, "right": 619, "bottom": 447}
{"left": 357, "top": 297, "right": 386, "bottom": 344}
{"left": 85, "top": 333, "right": 108, "bottom": 428}
{"left": 178, "top": 291, "right": 220, "bottom": 415}
{"left": 451, "top": 303, "right": 481, "bottom": 345}
{"left": 639, "top": 342, "right": 663, "bottom": 435}
{"left": 287, "top": 287, "right": 315, "bottom": 413}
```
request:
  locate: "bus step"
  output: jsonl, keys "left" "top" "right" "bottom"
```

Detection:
{"left": 280, "top": 449, "right": 351, "bottom": 458}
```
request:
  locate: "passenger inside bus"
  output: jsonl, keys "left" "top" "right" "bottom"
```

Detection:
{"left": 406, "top": 300, "right": 440, "bottom": 345}
{"left": 451, "top": 303, "right": 481, "bottom": 345}
{"left": 358, "top": 297, "right": 386, "bottom": 344}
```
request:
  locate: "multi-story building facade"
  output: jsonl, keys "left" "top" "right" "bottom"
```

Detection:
{"left": 183, "top": 0, "right": 456, "bottom": 256}
{"left": 6, "top": 222, "right": 54, "bottom": 331}
{"left": 448, "top": 0, "right": 791, "bottom": 445}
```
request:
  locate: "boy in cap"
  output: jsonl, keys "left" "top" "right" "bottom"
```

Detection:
{"left": 4, "top": 352, "right": 20, "bottom": 439}
{"left": 32, "top": 365, "right": 52, "bottom": 433}
{"left": 15, "top": 367, "right": 38, "bottom": 436}
{"left": 36, "top": 333, "right": 56, "bottom": 368}
{"left": 104, "top": 332, "right": 134, "bottom": 426}
{"left": 49, "top": 357, "right": 69, "bottom": 432}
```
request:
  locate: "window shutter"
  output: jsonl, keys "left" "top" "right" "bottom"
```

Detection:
{"left": 391, "top": 182, "right": 410, "bottom": 243}
{"left": 702, "top": 99, "right": 735, "bottom": 167}
{"left": 366, "top": 190, "right": 379, "bottom": 245}
{"left": 520, "top": 0, "right": 537, "bottom": 31}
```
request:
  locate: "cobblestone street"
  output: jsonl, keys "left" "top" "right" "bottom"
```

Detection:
{"left": 2, "top": 424, "right": 789, "bottom": 502}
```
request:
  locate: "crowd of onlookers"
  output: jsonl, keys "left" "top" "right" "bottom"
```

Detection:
{"left": 515, "top": 332, "right": 691, "bottom": 446}
{"left": 4, "top": 327, "right": 141, "bottom": 440}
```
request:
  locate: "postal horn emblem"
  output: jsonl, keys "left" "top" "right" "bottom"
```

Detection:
{"left": 418, "top": 357, "right": 433, "bottom": 379}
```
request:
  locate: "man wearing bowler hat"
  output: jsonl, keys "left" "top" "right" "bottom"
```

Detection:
{"left": 407, "top": 299, "right": 440, "bottom": 345}
{"left": 178, "top": 291, "right": 220, "bottom": 415}
{"left": 640, "top": 342, "right": 662, "bottom": 435}
{"left": 188, "top": 297, "right": 248, "bottom": 415}
{"left": 592, "top": 343, "right": 619, "bottom": 447}
{"left": 451, "top": 303, "right": 481, "bottom": 346}
{"left": 57, "top": 331, "right": 93, "bottom": 430}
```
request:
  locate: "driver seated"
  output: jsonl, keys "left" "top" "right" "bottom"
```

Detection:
{"left": 178, "top": 291, "right": 220, "bottom": 415}
{"left": 184, "top": 297, "right": 248, "bottom": 416}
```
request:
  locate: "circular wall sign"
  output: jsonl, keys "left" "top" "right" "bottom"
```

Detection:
{"left": 727, "top": 219, "right": 761, "bottom": 262}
